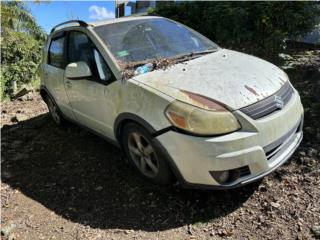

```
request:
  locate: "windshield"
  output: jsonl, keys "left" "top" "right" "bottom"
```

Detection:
{"left": 94, "top": 18, "right": 219, "bottom": 66}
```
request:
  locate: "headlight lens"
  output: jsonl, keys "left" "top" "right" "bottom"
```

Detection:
{"left": 165, "top": 96, "right": 241, "bottom": 135}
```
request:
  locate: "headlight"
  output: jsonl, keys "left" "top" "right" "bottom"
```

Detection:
{"left": 165, "top": 92, "right": 241, "bottom": 135}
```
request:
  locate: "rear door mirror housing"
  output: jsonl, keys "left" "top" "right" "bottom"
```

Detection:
{"left": 65, "top": 61, "right": 92, "bottom": 80}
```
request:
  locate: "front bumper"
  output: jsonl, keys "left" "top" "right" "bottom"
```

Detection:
{"left": 156, "top": 91, "right": 304, "bottom": 189}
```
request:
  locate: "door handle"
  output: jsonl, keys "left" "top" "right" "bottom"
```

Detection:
{"left": 65, "top": 80, "right": 72, "bottom": 88}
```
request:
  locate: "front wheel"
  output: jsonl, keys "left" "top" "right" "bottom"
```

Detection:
{"left": 122, "top": 123, "right": 174, "bottom": 185}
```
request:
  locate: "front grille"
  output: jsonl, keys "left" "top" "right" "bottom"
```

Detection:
{"left": 240, "top": 81, "right": 294, "bottom": 119}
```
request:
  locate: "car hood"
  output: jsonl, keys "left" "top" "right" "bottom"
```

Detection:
{"left": 131, "top": 49, "right": 289, "bottom": 110}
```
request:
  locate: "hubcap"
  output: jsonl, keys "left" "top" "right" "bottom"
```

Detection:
{"left": 128, "top": 132, "right": 159, "bottom": 178}
{"left": 47, "top": 98, "right": 60, "bottom": 124}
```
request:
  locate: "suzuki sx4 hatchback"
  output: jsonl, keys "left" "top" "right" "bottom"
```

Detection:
{"left": 40, "top": 17, "right": 303, "bottom": 189}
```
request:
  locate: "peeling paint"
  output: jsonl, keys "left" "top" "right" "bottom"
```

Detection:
{"left": 278, "top": 76, "right": 286, "bottom": 84}
{"left": 244, "top": 85, "right": 259, "bottom": 96}
{"left": 133, "top": 49, "right": 290, "bottom": 110}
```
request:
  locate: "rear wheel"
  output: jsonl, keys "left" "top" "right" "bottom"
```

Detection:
{"left": 46, "top": 96, "right": 65, "bottom": 126}
{"left": 122, "top": 123, "right": 173, "bottom": 185}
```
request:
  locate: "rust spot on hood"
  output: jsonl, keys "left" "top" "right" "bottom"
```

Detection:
{"left": 244, "top": 85, "right": 259, "bottom": 96}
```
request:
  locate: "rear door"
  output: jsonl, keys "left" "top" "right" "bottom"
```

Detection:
{"left": 43, "top": 32, "right": 75, "bottom": 120}
{"left": 64, "top": 30, "right": 116, "bottom": 136}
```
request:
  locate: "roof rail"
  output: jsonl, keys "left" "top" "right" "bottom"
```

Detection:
{"left": 50, "top": 20, "right": 88, "bottom": 34}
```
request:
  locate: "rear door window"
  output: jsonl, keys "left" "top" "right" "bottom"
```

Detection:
{"left": 48, "top": 35, "right": 66, "bottom": 68}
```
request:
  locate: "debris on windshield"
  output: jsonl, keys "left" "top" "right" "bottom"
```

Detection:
{"left": 134, "top": 63, "right": 154, "bottom": 75}
{"left": 121, "top": 57, "right": 189, "bottom": 80}
{"left": 120, "top": 50, "right": 215, "bottom": 80}
{"left": 155, "top": 58, "right": 172, "bottom": 69}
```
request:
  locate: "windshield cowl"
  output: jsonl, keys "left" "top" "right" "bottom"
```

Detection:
{"left": 120, "top": 49, "right": 219, "bottom": 80}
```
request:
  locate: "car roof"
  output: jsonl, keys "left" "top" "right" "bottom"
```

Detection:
{"left": 50, "top": 16, "right": 164, "bottom": 34}
{"left": 89, "top": 16, "right": 164, "bottom": 27}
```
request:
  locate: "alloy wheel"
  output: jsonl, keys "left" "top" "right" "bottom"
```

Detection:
{"left": 128, "top": 132, "right": 159, "bottom": 178}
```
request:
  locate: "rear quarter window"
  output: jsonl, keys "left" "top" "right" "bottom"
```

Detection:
{"left": 48, "top": 36, "right": 66, "bottom": 68}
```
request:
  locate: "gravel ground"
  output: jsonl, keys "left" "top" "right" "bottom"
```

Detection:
{"left": 1, "top": 51, "right": 320, "bottom": 240}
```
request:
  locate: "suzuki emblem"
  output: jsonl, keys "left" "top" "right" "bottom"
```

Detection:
{"left": 274, "top": 95, "right": 284, "bottom": 109}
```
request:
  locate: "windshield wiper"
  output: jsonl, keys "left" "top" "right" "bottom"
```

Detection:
{"left": 120, "top": 49, "right": 218, "bottom": 71}
{"left": 170, "top": 49, "right": 218, "bottom": 62}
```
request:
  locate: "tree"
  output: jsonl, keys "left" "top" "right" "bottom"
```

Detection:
{"left": 1, "top": 1, "right": 45, "bottom": 40}
{"left": 152, "top": 2, "right": 320, "bottom": 56}
{"left": 1, "top": 1, "right": 46, "bottom": 99}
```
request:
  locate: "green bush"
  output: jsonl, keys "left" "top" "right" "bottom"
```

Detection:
{"left": 153, "top": 2, "right": 320, "bottom": 56}
{"left": 1, "top": 31, "right": 43, "bottom": 99}
{"left": 1, "top": 1, "right": 45, "bottom": 100}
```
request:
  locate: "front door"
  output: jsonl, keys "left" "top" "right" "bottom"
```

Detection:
{"left": 64, "top": 30, "right": 116, "bottom": 136}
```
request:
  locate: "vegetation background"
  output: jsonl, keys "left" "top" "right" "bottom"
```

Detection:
{"left": 1, "top": 1, "right": 45, "bottom": 100}
{"left": 1, "top": 2, "right": 319, "bottom": 239}
{"left": 151, "top": 1, "right": 320, "bottom": 55}
{"left": 1, "top": 1, "right": 319, "bottom": 100}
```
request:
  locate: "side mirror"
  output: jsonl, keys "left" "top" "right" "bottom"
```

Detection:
{"left": 65, "top": 61, "right": 92, "bottom": 80}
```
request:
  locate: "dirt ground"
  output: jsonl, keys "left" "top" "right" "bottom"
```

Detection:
{"left": 1, "top": 51, "right": 320, "bottom": 240}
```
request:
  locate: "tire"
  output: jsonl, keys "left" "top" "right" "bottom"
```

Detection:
{"left": 45, "top": 95, "right": 66, "bottom": 126}
{"left": 122, "top": 122, "right": 174, "bottom": 185}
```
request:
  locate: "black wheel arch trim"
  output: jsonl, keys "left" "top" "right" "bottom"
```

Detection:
{"left": 40, "top": 85, "right": 67, "bottom": 123}
{"left": 40, "top": 85, "right": 54, "bottom": 103}
{"left": 113, "top": 113, "right": 229, "bottom": 188}
{"left": 114, "top": 112, "right": 171, "bottom": 142}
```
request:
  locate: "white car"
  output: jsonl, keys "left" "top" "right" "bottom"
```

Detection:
{"left": 40, "top": 16, "right": 304, "bottom": 189}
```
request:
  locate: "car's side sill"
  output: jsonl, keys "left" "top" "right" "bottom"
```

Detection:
{"left": 61, "top": 114, "right": 121, "bottom": 148}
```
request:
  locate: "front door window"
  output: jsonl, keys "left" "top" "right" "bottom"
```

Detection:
{"left": 67, "top": 31, "right": 113, "bottom": 83}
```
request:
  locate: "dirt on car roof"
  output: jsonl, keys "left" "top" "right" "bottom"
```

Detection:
{"left": 1, "top": 50, "right": 319, "bottom": 240}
